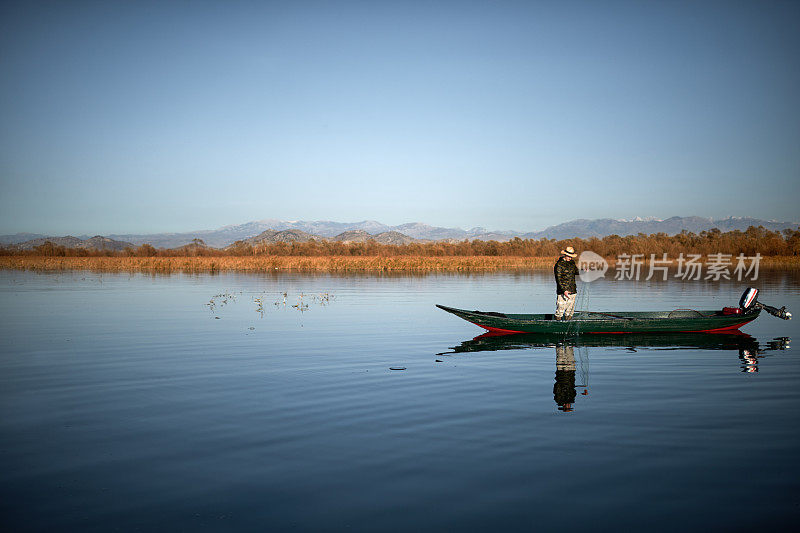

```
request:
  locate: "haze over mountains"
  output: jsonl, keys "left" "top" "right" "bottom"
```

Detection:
{"left": 242, "top": 229, "right": 418, "bottom": 246}
{"left": 2, "top": 216, "right": 797, "bottom": 250}
{"left": 526, "top": 216, "right": 800, "bottom": 240}
{"left": 9, "top": 235, "right": 134, "bottom": 252}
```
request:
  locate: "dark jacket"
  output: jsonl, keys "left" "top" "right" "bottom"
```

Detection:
{"left": 554, "top": 256, "right": 579, "bottom": 294}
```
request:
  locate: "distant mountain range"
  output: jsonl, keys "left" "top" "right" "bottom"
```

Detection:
{"left": 2, "top": 216, "right": 797, "bottom": 249}
{"left": 9, "top": 235, "right": 134, "bottom": 251}
{"left": 522, "top": 216, "right": 799, "bottom": 240}
{"left": 242, "top": 229, "right": 417, "bottom": 246}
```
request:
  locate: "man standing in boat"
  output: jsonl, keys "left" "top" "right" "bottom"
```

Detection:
{"left": 554, "top": 246, "right": 580, "bottom": 320}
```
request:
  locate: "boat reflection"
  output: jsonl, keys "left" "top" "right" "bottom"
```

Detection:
{"left": 439, "top": 332, "right": 791, "bottom": 412}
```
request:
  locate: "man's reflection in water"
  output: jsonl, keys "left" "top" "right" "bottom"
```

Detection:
{"left": 440, "top": 333, "right": 792, "bottom": 408}
{"left": 554, "top": 344, "right": 577, "bottom": 412}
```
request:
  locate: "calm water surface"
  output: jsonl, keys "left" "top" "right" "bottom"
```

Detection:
{"left": 1, "top": 270, "right": 799, "bottom": 531}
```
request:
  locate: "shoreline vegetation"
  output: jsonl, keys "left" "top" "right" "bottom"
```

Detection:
{"left": 1, "top": 227, "right": 798, "bottom": 273}
{"left": 1, "top": 255, "right": 799, "bottom": 274}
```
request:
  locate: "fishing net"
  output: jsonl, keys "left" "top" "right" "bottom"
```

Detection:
{"left": 563, "top": 282, "right": 590, "bottom": 338}
{"left": 575, "top": 344, "right": 590, "bottom": 389}
{"left": 562, "top": 283, "right": 590, "bottom": 390}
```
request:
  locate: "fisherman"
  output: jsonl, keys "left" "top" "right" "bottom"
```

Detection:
{"left": 554, "top": 246, "right": 580, "bottom": 321}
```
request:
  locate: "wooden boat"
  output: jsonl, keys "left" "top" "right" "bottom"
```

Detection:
{"left": 435, "top": 304, "right": 761, "bottom": 334}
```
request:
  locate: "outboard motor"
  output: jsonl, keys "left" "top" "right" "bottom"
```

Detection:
{"left": 739, "top": 288, "right": 759, "bottom": 312}
{"left": 739, "top": 287, "right": 792, "bottom": 320}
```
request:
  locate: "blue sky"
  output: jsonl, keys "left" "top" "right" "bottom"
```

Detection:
{"left": 1, "top": 0, "right": 798, "bottom": 235}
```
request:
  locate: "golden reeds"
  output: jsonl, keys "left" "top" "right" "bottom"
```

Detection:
{"left": 0, "top": 255, "right": 552, "bottom": 273}
{"left": 1, "top": 255, "right": 798, "bottom": 274}
{"left": 2, "top": 225, "right": 798, "bottom": 272}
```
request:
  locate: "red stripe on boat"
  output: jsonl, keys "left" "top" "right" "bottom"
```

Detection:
{"left": 681, "top": 318, "right": 757, "bottom": 333}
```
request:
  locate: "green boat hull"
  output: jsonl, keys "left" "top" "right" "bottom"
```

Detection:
{"left": 435, "top": 304, "right": 760, "bottom": 334}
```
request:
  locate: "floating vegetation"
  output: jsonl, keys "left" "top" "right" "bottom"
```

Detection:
{"left": 312, "top": 292, "right": 334, "bottom": 305}
{"left": 206, "top": 291, "right": 239, "bottom": 311}
{"left": 292, "top": 293, "right": 309, "bottom": 312}
{"left": 206, "top": 289, "right": 336, "bottom": 318}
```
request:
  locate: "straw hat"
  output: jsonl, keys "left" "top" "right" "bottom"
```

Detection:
{"left": 560, "top": 246, "right": 577, "bottom": 258}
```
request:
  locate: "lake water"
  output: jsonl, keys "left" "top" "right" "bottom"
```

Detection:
{"left": 1, "top": 269, "right": 798, "bottom": 531}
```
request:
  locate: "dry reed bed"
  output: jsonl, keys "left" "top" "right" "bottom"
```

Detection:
{"left": 2, "top": 255, "right": 798, "bottom": 273}
{"left": 0, "top": 255, "right": 557, "bottom": 273}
